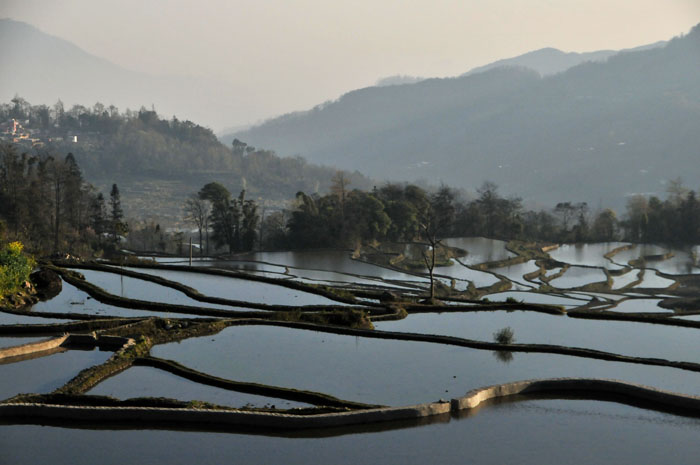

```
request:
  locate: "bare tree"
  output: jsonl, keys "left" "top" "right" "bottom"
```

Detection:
{"left": 419, "top": 186, "right": 455, "bottom": 302}
{"left": 184, "top": 194, "right": 210, "bottom": 256}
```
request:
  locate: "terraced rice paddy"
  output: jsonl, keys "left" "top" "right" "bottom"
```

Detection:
{"left": 2, "top": 238, "right": 700, "bottom": 464}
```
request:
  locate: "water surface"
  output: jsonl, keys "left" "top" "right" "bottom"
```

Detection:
{"left": 152, "top": 325, "right": 700, "bottom": 406}
{"left": 547, "top": 243, "right": 628, "bottom": 269}
{"left": 2, "top": 399, "right": 699, "bottom": 465}
{"left": 375, "top": 309, "right": 700, "bottom": 362}
{"left": 88, "top": 366, "right": 311, "bottom": 409}
{"left": 443, "top": 237, "right": 514, "bottom": 265}
{"left": 0, "top": 348, "right": 111, "bottom": 400}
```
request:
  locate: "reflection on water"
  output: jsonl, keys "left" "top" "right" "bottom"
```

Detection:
{"left": 443, "top": 237, "right": 514, "bottom": 265}
{"left": 88, "top": 366, "right": 311, "bottom": 409}
{"left": 239, "top": 250, "right": 421, "bottom": 281}
{"left": 4, "top": 238, "right": 700, "bottom": 461}
{"left": 121, "top": 267, "right": 349, "bottom": 306}
{"left": 635, "top": 271, "right": 676, "bottom": 289}
{"left": 79, "top": 270, "right": 248, "bottom": 310}
{"left": 0, "top": 336, "right": 45, "bottom": 349}
{"left": 375, "top": 308, "right": 699, "bottom": 362}
{"left": 487, "top": 291, "right": 587, "bottom": 306}
{"left": 0, "top": 348, "right": 111, "bottom": 400}
{"left": 0, "top": 310, "right": 70, "bottom": 325}
{"left": 490, "top": 261, "right": 539, "bottom": 286}
{"left": 433, "top": 263, "right": 501, "bottom": 288}
{"left": 3, "top": 398, "right": 699, "bottom": 465}
{"left": 548, "top": 243, "right": 629, "bottom": 269}
{"left": 152, "top": 325, "right": 700, "bottom": 406}
{"left": 31, "top": 280, "right": 212, "bottom": 318}
{"left": 548, "top": 266, "right": 608, "bottom": 289}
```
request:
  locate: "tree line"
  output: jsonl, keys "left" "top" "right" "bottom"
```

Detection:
{"left": 254, "top": 178, "right": 700, "bottom": 250}
{"left": 0, "top": 143, "right": 127, "bottom": 255}
{"left": 184, "top": 182, "right": 259, "bottom": 255}
{"left": 2, "top": 97, "right": 371, "bottom": 200}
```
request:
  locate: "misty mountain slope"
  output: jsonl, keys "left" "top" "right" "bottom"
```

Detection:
{"left": 234, "top": 25, "right": 700, "bottom": 207}
{"left": 234, "top": 67, "right": 542, "bottom": 161}
{"left": 0, "top": 19, "right": 239, "bottom": 129}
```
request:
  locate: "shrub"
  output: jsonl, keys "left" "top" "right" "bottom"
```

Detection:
{"left": 493, "top": 326, "right": 515, "bottom": 344}
{"left": 0, "top": 241, "right": 35, "bottom": 297}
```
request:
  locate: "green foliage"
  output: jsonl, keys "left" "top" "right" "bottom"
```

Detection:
{"left": 0, "top": 144, "right": 104, "bottom": 254}
{"left": 0, "top": 241, "right": 35, "bottom": 297}
{"left": 493, "top": 326, "right": 515, "bottom": 344}
{"left": 198, "top": 184, "right": 259, "bottom": 253}
{"left": 1, "top": 98, "right": 373, "bottom": 205}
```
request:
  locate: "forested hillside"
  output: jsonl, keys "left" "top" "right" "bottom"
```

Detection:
{"left": 233, "top": 24, "right": 700, "bottom": 208}
{"left": 0, "top": 99, "right": 370, "bottom": 223}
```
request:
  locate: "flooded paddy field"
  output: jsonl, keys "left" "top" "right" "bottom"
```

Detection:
{"left": 0, "top": 336, "right": 47, "bottom": 348}
{"left": 2, "top": 238, "right": 700, "bottom": 461}
{"left": 375, "top": 309, "right": 699, "bottom": 362}
{"left": 0, "top": 348, "right": 112, "bottom": 401}
{"left": 548, "top": 242, "right": 629, "bottom": 269}
{"left": 3, "top": 398, "right": 700, "bottom": 465}
{"left": 120, "top": 267, "right": 353, "bottom": 306}
{"left": 151, "top": 324, "right": 700, "bottom": 406}
{"left": 30, "top": 280, "right": 217, "bottom": 318}
{"left": 88, "top": 365, "right": 312, "bottom": 409}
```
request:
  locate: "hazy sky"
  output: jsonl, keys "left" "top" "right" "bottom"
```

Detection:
{"left": 2, "top": 0, "right": 699, "bottom": 128}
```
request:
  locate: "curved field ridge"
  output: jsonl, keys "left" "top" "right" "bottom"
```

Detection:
{"left": 0, "top": 400, "right": 451, "bottom": 429}
{"left": 0, "top": 334, "right": 68, "bottom": 361}
{"left": 452, "top": 378, "right": 700, "bottom": 413}
{"left": 3, "top": 378, "right": 699, "bottom": 430}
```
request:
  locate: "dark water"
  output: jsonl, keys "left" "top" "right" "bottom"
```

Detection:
{"left": 79, "top": 269, "right": 254, "bottom": 310}
{"left": 0, "top": 310, "right": 70, "bottom": 325}
{"left": 375, "top": 308, "right": 700, "bottom": 363}
{"left": 30, "top": 280, "right": 212, "bottom": 318}
{"left": 88, "top": 366, "right": 311, "bottom": 409}
{"left": 0, "top": 336, "right": 46, "bottom": 349}
{"left": 2, "top": 398, "right": 699, "bottom": 465}
{"left": 120, "top": 267, "right": 350, "bottom": 306}
{"left": 0, "top": 348, "right": 112, "bottom": 400}
{"left": 151, "top": 325, "right": 700, "bottom": 406}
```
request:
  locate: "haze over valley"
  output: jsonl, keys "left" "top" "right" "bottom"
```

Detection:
{"left": 3, "top": 4, "right": 700, "bottom": 464}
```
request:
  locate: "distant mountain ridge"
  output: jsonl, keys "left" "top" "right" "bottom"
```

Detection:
{"left": 462, "top": 42, "right": 666, "bottom": 77}
{"left": 0, "top": 18, "right": 243, "bottom": 130}
{"left": 231, "top": 24, "right": 700, "bottom": 208}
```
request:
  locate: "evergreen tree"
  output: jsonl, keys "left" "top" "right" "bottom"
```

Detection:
{"left": 109, "top": 183, "right": 127, "bottom": 245}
